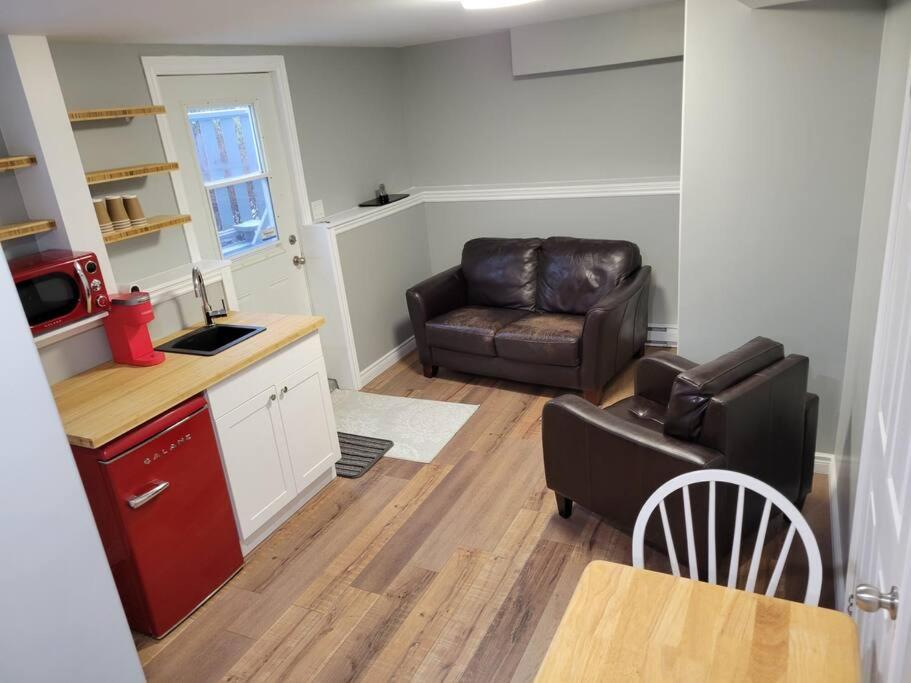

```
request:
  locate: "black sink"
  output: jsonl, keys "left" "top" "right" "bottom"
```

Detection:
{"left": 156, "top": 324, "right": 266, "bottom": 356}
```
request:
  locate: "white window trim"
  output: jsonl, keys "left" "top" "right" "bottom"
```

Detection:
{"left": 141, "top": 55, "right": 314, "bottom": 265}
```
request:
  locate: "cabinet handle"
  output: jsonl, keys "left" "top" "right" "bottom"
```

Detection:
{"left": 281, "top": 386, "right": 289, "bottom": 396}
{"left": 270, "top": 393, "right": 277, "bottom": 401}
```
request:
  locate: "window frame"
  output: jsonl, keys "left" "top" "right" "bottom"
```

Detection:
{"left": 187, "top": 102, "right": 282, "bottom": 263}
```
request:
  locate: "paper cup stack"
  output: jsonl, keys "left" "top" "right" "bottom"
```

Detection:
{"left": 105, "top": 196, "right": 132, "bottom": 230}
{"left": 123, "top": 195, "right": 147, "bottom": 227}
{"left": 93, "top": 198, "right": 114, "bottom": 234}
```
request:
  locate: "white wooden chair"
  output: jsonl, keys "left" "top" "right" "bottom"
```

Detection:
{"left": 631, "top": 469, "right": 822, "bottom": 606}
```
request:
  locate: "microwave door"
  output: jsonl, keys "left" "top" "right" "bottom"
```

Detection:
{"left": 16, "top": 273, "right": 81, "bottom": 329}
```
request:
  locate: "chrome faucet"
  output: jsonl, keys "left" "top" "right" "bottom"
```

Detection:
{"left": 192, "top": 265, "right": 228, "bottom": 326}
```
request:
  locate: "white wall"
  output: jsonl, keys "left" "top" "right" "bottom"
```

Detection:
{"left": 678, "top": 0, "right": 884, "bottom": 452}
{"left": 0, "top": 257, "right": 143, "bottom": 682}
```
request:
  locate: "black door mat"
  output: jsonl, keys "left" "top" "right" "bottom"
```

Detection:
{"left": 335, "top": 432, "right": 394, "bottom": 478}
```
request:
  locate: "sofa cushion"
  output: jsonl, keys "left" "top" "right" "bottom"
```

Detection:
{"left": 664, "top": 337, "right": 785, "bottom": 440}
{"left": 495, "top": 313, "right": 584, "bottom": 367}
{"left": 426, "top": 306, "right": 528, "bottom": 357}
{"left": 461, "top": 238, "right": 542, "bottom": 311}
{"left": 537, "top": 237, "right": 642, "bottom": 314}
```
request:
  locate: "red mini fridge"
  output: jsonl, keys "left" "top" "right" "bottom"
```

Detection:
{"left": 73, "top": 395, "right": 243, "bottom": 638}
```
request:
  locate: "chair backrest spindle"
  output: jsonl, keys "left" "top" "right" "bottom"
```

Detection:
{"left": 631, "top": 470, "right": 822, "bottom": 606}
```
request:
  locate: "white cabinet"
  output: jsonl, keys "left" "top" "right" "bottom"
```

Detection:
{"left": 214, "top": 386, "right": 296, "bottom": 540}
{"left": 207, "top": 332, "right": 340, "bottom": 548}
{"left": 279, "top": 358, "right": 338, "bottom": 494}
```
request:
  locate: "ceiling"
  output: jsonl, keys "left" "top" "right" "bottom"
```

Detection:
{"left": 0, "top": 0, "right": 663, "bottom": 48}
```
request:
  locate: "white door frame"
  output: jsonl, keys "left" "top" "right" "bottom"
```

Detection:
{"left": 141, "top": 55, "right": 314, "bottom": 277}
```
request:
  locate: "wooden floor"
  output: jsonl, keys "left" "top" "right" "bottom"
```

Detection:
{"left": 136, "top": 348, "right": 835, "bottom": 682}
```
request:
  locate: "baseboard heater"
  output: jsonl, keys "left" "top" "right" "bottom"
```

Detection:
{"left": 647, "top": 324, "right": 678, "bottom": 347}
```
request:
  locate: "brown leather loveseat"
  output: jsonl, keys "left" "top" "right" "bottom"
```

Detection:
{"left": 542, "top": 337, "right": 818, "bottom": 560}
{"left": 406, "top": 237, "right": 651, "bottom": 402}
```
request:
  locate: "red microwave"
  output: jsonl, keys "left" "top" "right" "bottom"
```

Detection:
{"left": 9, "top": 249, "right": 111, "bottom": 336}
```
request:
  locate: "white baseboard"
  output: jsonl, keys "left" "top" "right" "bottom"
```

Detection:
{"left": 359, "top": 336, "right": 417, "bottom": 388}
{"left": 814, "top": 451, "right": 833, "bottom": 475}
{"left": 647, "top": 323, "right": 678, "bottom": 347}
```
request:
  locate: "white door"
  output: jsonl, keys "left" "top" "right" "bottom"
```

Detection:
{"left": 846, "top": 58, "right": 911, "bottom": 681}
{"left": 214, "top": 385, "right": 295, "bottom": 539}
{"left": 160, "top": 72, "right": 311, "bottom": 315}
{"left": 278, "top": 357, "right": 341, "bottom": 493}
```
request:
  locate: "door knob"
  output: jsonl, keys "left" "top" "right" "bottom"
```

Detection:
{"left": 853, "top": 584, "right": 899, "bottom": 620}
{"left": 293, "top": 255, "right": 306, "bottom": 267}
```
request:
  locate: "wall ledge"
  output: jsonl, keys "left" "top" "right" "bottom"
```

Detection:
{"left": 315, "top": 177, "right": 681, "bottom": 235}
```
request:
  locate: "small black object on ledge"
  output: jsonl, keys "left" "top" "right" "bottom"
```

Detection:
{"left": 359, "top": 183, "right": 409, "bottom": 208}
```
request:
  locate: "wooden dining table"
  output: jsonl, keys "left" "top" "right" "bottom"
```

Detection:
{"left": 535, "top": 560, "right": 860, "bottom": 682}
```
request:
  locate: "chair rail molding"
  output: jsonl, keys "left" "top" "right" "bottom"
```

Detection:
{"left": 322, "top": 177, "right": 681, "bottom": 235}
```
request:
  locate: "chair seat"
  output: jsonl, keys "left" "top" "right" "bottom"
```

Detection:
{"left": 426, "top": 306, "right": 527, "bottom": 357}
{"left": 495, "top": 313, "right": 584, "bottom": 367}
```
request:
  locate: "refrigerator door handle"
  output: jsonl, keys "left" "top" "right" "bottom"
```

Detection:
{"left": 127, "top": 481, "right": 170, "bottom": 509}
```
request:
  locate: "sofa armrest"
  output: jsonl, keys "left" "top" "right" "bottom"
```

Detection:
{"left": 542, "top": 394, "right": 725, "bottom": 530}
{"left": 580, "top": 266, "right": 651, "bottom": 392}
{"left": 634, "top": 352, "right": 698, "bottom": 407}
{"left": 406, "top": 265, "right": 467, "bottom": 365}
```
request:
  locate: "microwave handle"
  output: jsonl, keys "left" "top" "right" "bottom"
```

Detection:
{"left": 73, "top": 261, "right": 92, "bottom": 315}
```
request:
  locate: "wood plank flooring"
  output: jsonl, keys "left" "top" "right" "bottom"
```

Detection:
{"left": 136, "top": 348, "right": 835, "bottom": 681}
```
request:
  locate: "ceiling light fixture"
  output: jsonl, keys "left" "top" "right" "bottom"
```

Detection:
{"left": 461, "top": 0, "right": 542, "bottom": 9}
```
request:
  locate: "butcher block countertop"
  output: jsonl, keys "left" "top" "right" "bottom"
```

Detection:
{"left": 52, "top": 312, "right": 325, "bottom": 449}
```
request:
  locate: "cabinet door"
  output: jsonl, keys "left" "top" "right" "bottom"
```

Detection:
{"left": 215, "top": 385, "right": 295, "bottom": 539}
{"left": 277, "top": 357, "right": 340, "bottom": 493}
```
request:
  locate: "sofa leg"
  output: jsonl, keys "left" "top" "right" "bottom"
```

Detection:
{"left": 583, "top": 387, "right": 604, "bottom": 405}
{"left": 555, "top": 493, "right": 573, "bottom": 519}
{"left": 422, "top": 364, "right": 438, "bottom": 378}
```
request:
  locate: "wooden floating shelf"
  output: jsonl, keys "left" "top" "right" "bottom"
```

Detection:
{"left": 0, "top": 155, "right": 37, "bottom": 172}
{"left": 69, "top": 105, "right": 166, "bottom": 123}
{"left": 103, "top": 214, "right": 191, "bottom": 244}
{"left": 0, "top": 219, "right": 56, "bottom": 242}
{"left": 86, "top": 162, "right": 179, "bottom": 185}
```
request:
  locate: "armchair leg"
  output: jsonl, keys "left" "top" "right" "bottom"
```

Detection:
{"left": 422, "top": 364, "right": 438, "bottom": 378}
{"left": 583, "top": 387, "right": 605, "bottom": 405}
{"left": 555, "top": 493, "right": 573, "bottom": 519}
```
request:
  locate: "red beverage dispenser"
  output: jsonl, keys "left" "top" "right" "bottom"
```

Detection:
{"left": 103, "top": 291, "right": 166, "bottom": 366}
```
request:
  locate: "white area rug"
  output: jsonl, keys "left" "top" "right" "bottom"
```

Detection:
{"left": 331, "top": 390, "right": 478, "bottom": 464}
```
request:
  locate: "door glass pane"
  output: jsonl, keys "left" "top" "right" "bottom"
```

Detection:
{"left": 187, "top": 105, "right": 281, "bottom": 260}
{"left": 207, "top": 178, "right": 279, "bottom": 258}
{"left": 188, "top": 106, "right": 264, "bottom": 182}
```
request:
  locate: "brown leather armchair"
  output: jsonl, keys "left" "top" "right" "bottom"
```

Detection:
{"left": 542, "top": 337, "right": 818, "bottom": 558}
{"left": 407, "top": 237, "right": 650, "bottom": 402}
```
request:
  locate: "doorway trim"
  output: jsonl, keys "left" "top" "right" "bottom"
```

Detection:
{"left": 141, "top": 55, "right": 314, "bottom": 265}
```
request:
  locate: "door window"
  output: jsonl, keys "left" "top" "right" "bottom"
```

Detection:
{"left": 188, "top": 106, "right": 279, "bottom": 259}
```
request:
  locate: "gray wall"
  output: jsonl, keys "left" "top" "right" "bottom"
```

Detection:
{"left": 336, "top": 205, "right": 431, "bottom": 369}
{"left": 510, "top": 1, "right": 684, "bottom": 76}
{"left": 400, "top": 31, "right": 682, "bottom": 186}
{"left": 425, "top": 195, "right": 679, "bottom": 324}
{"left": 833, "top": 0, "right": 911, "bottom": 582}
{"left": 678, "top": 0, "right": 884, "bottom": 452}
{"left": 49, "top": 41, "right": 412, "bottom": 282}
